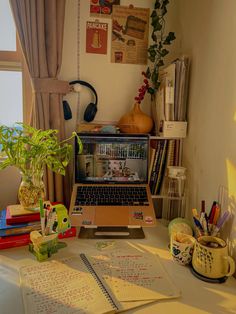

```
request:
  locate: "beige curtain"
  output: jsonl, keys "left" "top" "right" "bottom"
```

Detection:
{"left": 10, "top": 0, "right": 71, "bottom": 206}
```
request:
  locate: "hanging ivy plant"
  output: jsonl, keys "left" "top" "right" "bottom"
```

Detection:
{"left": 145, "top": 0, "right": 176, "bottom": 94}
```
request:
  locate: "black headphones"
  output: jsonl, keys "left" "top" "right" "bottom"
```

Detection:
{"left": 69, "top": 80, "right": 98, "bottom": 122}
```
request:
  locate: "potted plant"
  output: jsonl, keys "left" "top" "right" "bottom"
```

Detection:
{"left": 0, "top": 123, "right": 82, "bottom": 209}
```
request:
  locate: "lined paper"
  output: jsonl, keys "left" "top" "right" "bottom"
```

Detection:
{"left": 20, "top": 256, "right": 116, "bottom": 314}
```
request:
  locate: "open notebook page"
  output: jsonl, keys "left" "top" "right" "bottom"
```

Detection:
{"left": 86, "top": 253, "right": 154, "bottom": 312}
{"left": 20, "top": 256, "right": 117, "bottom": 314}
{"left": 86, "top": 251, "right": 180, "bottom": 304}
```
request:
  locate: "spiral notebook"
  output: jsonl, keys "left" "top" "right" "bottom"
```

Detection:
{"left": 20, "top": 253, "right": 180, "bottom": 314}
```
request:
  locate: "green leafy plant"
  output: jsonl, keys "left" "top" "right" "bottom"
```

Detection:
{"left": 145, "top": 0, "right": 176, "bottom": 93}
{"left": 0, "top": 123, "right": 82, "bottom": 176}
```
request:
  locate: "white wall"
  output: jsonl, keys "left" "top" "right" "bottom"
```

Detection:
{"left": 178, "top": 0, "right": 236, "bottom": 266}
{"left": 63, "top": 0, "right": 155, "bottom": 131}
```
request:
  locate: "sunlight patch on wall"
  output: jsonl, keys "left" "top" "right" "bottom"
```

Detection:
{"left": 234, "top": 111, "right": 236, "bottom": 121}
{"left": 226, "top": 159, "right": 236, "bottom": 200}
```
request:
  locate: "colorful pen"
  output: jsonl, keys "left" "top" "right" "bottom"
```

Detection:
{"left": 193, "top": 216, "right": 204, "bottom": 237}
{"left": 213, "top": 204, "right": 220, "bottom": 226}
{"left": 192, "top": 208, "right": 199, "bottom": 218}
{"left": 211, "top": 211, "right": 231, "bottom": 236}
{"left": 209, "top": 202, "right": 217, "bottom": 233}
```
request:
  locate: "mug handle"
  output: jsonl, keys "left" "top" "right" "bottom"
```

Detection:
{"left": 223, "top": 256, "right": 235, "bottom": 277}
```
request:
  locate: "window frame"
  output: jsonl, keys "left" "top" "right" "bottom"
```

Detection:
{"left": 0, "top": 36, "right": 32, "bottom": 124}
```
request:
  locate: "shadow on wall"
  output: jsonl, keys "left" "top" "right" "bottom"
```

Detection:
{"left": 0, "top": 166, "right": 21, "bottom": 209}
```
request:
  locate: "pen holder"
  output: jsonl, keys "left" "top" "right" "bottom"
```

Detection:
{"left": 170, "top": 232, "right": 196, "bottom": 266}
{"left": 29, "top": 231, "right": 67, "bottom": 262}
{"left": 192, "top": 236, "right": 235, "bottom": 279}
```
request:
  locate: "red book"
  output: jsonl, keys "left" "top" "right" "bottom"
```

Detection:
{"left": 0, "top": 227, "right": 77, "bottom": 250}
{"left": 0, "top": 233, "right": 31, "bottom": 249}
{"left": 6, "top": 207, "right": 40, "bottom": 224}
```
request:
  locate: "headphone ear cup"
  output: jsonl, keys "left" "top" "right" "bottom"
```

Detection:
{"left": 84, "top": 103, "right": 97, "bottom": 122}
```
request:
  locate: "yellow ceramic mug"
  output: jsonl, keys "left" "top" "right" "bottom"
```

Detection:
{"left": 192, "top": 236, "right": 235, "bottom": 279}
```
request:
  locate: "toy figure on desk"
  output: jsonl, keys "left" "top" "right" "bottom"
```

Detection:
{"left": 29, "top": 202, "right": 71, "bottom": 261}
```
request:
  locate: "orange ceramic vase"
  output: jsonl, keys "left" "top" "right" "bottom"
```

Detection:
{"left": 118, "top": 102, "right": 153, "bottom": 134}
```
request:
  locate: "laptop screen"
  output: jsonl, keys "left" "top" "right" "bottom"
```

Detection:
{"left": 75, "top": 133, "right": 149, "bottom": 184}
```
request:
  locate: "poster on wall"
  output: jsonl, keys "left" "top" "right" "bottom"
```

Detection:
{"left": 90, "top": 0, "right": 120, "bottom": 17}
{"left": 86, "top": 21, "right": 108, "bottom": 54}
{"left": 111, "top": 6, "right": 149, "bottom": 64}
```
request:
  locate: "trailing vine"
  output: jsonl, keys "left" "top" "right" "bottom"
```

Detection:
{"left": 145, "top": 0, "right": 176, "bottom": 94}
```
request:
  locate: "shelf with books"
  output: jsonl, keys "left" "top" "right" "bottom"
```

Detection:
{"left": 148, "top": 136, "right": 186, "bottom": 220}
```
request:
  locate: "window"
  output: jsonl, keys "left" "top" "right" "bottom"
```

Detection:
{"left": 0, "top": 1, "right": 29, "bottom": 127}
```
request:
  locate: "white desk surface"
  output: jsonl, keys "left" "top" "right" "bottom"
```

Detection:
{"left": 0, "top": 222, "right": 235, "bottom": 314}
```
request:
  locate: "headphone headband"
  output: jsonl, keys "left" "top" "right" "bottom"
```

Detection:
{"left": 69, "top": 80, "right": 98, "bottom": 106}
{"left": 69, "top": 79, "right": 98, "bottom": 122}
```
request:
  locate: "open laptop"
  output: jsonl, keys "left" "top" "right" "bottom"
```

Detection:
{"left": 69, "top": 133, "right": 156, "bottom": 238}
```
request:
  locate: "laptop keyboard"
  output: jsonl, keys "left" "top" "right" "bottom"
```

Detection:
{"left": 75, "top": 186, "right": 149, "bottom": 206}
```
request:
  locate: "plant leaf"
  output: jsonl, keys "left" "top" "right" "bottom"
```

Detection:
{"left": 161, "top": 48, "right": 169, "bottom": 57}
{"left": 163, "top": 32, "right": 176, "bottom": 45}
{"left": 154, "top": 0, "right": 161, "bottom": 9}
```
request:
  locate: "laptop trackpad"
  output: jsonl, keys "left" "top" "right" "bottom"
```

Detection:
{"left": 95, "top": 207, "right": 129, "bottom": 226}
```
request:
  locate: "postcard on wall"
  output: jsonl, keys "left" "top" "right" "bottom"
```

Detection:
{"left": 111, "top": 5, "right": 149, "bottom": 64}
{"left": 90, "top": 0, "right": 120, "bottom": 17}
{"left": 86, "top": 21, "right": 108, "bottom": 54}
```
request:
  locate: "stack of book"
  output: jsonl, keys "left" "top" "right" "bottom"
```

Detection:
{"left": 0, "top": 205, "right": 41, "bottom": 249}
{"left": 0, "top": 204, "right": 76, "bottom": 250}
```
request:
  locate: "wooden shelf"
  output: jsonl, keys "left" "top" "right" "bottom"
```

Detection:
{"left": 149, "top": 135, "right": 185, "bottom": 140}
{"left": 151, "top": 195, "right": 184, "bottom": 200}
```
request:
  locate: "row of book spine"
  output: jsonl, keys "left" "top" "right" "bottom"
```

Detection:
{"left": 148, "top": 139, "right": 180, "bottom": 195}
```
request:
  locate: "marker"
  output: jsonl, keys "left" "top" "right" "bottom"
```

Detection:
{"left": 209, "top": 201, "right": 217, "bottom": 220}
{"left": 193, "top": 216, "right": 204, "bottom": 237}
{"left": 211, "top": 211, "right": 230, "bottom": 237}
{"left": 213, "top": 204, "right": 220, "bottom": 226}
{"left": 201, "top": 200, "right": 205, "bottom": 213}
{"left": 202, "top": 215, "right": 209, "bottom": 236}
{"left": 208, "top": 202, "right": 217, "bottom": 233}
{"left": 192, "top": 208, "right": 199, "bottom": 218}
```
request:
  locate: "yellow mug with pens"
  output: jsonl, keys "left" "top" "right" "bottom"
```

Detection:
{"left": 192, "top": 236, "right": 235, "bottom": 279}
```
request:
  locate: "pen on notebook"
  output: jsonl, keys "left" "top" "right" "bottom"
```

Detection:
{"left": 211, "top": 211, "right": 231, "bottom": 237}
{"left": 39, "top": 198, "right": 45, "bottom": 236}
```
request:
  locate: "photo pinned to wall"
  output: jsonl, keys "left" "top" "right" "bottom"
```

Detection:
{"left": 86, "top": 20, "right": 108, "bottom": 54}
{"left": 90, "top": 0, "right": 120, "bottom": 17}
{"left": 111, "top": 5, "right": 149, "bottom": 64}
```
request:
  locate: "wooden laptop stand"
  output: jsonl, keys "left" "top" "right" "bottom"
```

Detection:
{"left": 78, "top": 226, "right": 145, "bottom": 239}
